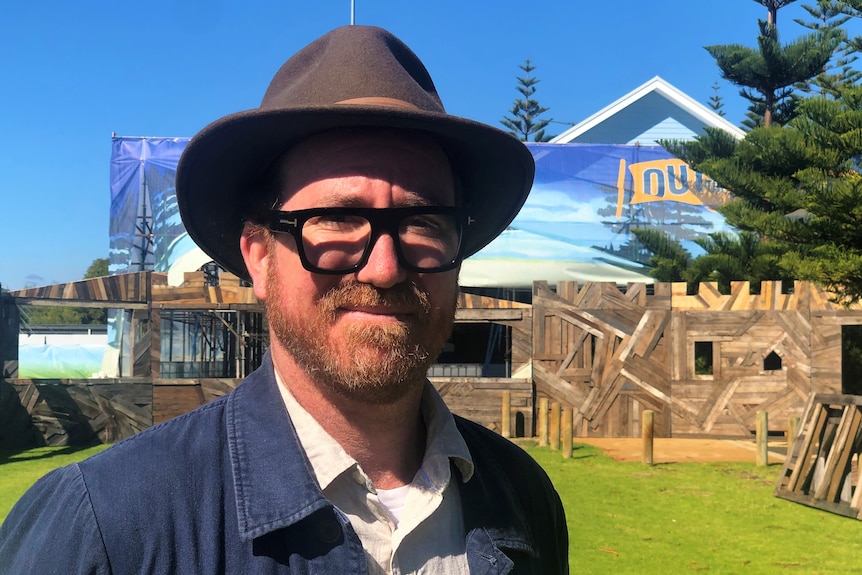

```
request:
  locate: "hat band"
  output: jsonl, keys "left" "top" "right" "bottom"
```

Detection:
{"left": 335, "top": 97, "right": 422, "bottom": 110}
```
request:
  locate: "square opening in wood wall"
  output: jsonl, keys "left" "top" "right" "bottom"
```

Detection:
{"left": 694, "top": 341, "right": 714, "bottom": 376}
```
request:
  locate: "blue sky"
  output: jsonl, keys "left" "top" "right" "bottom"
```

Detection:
{"left": 0, "top": 0, "right": 843, "bottom": 290}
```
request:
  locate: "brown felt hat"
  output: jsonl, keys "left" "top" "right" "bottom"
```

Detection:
{"left": 176, "top": 25, "right": 535, "bottom": 280}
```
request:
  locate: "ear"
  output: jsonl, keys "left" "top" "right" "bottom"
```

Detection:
{"left": 240, "top": 225, "right": 270, "bottom": 301}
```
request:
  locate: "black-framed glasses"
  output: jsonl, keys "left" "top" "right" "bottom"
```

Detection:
{"left": 264, "top": 206, "right": 473, "bottom": 274}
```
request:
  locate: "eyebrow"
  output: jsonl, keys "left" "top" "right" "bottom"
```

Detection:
{"left": 314, "top": 193, "right": 452, "bottom": 209}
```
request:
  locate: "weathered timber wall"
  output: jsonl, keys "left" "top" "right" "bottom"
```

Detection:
{"left": 8, "top": 272, "right": 862, "bottom": 445}
{"left": 534, "top": 280, "right": 862, "bottom": 439}
{"left": 0, "top": 275, "right": 534, "bottom": 446}
{"left": 457, "top": 292, "right": 532, "bottom": 376}
{"left": 1, "top": 292, "right": 18, "bottom": 379}
{"left": 430, "top": 377, "right": 533, "bottom": 437}
{"left": 0, "top": 379, "right": 151, "bottom": 446}
{"left": 153, "top": 379, "right": 241, "bottom": 424}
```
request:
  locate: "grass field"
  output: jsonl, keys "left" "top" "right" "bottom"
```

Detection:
{"left": 0, "top": 445, "right": 108, "bottom": 520}
{"left": 525, "top": 442, "right": 862, "bottom": 574}
{"left": 3, "top": 442, "right": 862, "bottom": 573}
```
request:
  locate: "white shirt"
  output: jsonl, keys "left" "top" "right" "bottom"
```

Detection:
{"left": 276, "top": 375, "right": 473, "bottom": 574}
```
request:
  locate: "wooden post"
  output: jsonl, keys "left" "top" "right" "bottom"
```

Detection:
{"left": 538, "top": 397, "right": 549, "bottom": 446}
{"left": 756, "top": 410, "right": 769, "bottom": 467}
{"left": 501, "top": 391, "right": 511, "bottom": 438}
{"left": 562, "top": 407, "right": 573, "bottom": 459}
{"left": 642, "top": 409, "right": 655, "bottom": 466}
{"left": 787, "top": 416, "right": 800, "bottom": 450}
{"left": 550, "top": 402, "right": 561, "bottom": 451}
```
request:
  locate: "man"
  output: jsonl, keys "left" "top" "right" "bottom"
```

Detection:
{"left": 0, "top": 25, "right": 568, "bottom": 574}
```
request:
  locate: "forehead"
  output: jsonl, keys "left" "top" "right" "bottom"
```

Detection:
{"left": 274, "top": 128, "right": 456, "bottom": 206}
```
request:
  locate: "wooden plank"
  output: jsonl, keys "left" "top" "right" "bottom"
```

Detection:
{"left": 697, "top": 377, "right": 741, "bottom": 431}
{"left": 556, "top": 329, "right": 590, "bottom": 377}
{"left": 532, "top": 363, "right": 587, "bottom": 407}
{"left": 787, "top": 403, "right": 831, "bottom": 493}
{"left": 625, "top": 310, "right": 670, "bottom": 359}
{"left": 815, "top": 406, "right": 861, "bottom": 502}
{"left": 554, "top": 309, "right": 607, "bottom": 339}
{"left": 588, "top": 373, "right": 628, "bottom": 429}
{"left": 455, "top": 309, "right": 523, "bottom": 322}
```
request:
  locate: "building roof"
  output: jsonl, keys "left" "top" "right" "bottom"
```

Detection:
{"left": 550, "top": 76, "right": 745, "bottom": 145}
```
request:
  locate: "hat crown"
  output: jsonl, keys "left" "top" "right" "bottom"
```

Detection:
{"left": 261, "top": 26, "right": 446, "bottom": 114}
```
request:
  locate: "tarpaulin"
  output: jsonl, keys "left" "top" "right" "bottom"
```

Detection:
{"left": 104, "top": 139, "right": 736, "bottom": 372}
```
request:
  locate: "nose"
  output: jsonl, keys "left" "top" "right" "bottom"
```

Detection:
{"left": 355, "top": 232, "right": 408, "bottom": 288}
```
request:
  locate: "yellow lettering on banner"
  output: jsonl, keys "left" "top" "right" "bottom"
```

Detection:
{"left": 630, "top": 159, "right": 702, "bottom": 206}
{"left": 616, "top": 158, "right": 726, "bottom": 217}
{"left": 616, "top": 158, "right": 627, "bottom": 218}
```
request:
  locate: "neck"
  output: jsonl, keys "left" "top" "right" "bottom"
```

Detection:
{"left": 271, "top": 345, "right": 427, "bottom": 489}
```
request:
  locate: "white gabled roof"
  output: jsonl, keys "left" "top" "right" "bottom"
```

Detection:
{"left": 550, "top": 76, "right": 745, "bottom": 143}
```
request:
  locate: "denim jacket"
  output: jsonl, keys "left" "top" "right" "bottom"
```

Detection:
{"left": 0, "top": 355, "right": 568, "bottom": 574}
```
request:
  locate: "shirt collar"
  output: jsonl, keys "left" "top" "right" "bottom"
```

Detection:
{"left": 419, "top": 382, "right": 474, "bottom": 484}
{"left": 274, "top": 369, "right": 475, "bottom": 490}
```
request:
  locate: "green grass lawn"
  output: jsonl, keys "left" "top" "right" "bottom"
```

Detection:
{"left": 3, "top": 442, "right": 862, "bottom": 573}
{"left": 0, "top": 445, "right": 108, "bottom": 521}
{"left": 525, "top": 442, "right": 862, "bottom": 574}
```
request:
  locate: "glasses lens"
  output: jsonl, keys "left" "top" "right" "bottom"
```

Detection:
{"left": 301, "top": 214, "right": 372, "bottom": 271}
{"left": 398, "top": 213, "right": 461, "bottom": 269}
{"left": 294, "top": 209, "right": 463, "bottom": 272}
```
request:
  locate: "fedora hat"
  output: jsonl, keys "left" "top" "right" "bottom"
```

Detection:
{"left": 176, "top": 25, "right": 535, "bottom": 280}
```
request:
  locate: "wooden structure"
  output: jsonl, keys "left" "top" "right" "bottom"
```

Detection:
{"left": 1, "top": 271, "right": 262, "bottom": 446}
{"left": 775, "top": 394, "right": 862, "bottom": 519}
{"left": 0, "top": 272, "right": 533, "bottom": 446}
{"left": 531, "top": 280, "right": 856, "bottom": 439}
{"left": 4, "top": 275, "right": 862, "bottom": 446}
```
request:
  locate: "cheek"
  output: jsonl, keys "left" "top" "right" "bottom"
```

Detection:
{"left": 419, "top": 271, "right": 459, "bottom": 310}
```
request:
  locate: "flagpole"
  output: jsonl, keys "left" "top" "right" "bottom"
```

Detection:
{"left": 350, "top": 0, "right": 355, "bottom": 24}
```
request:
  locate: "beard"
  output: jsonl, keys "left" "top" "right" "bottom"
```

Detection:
{"left": 265, "top": 264, "right": 457, "bottom": 405}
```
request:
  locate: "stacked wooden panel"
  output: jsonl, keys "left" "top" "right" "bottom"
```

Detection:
{"left": 775, "top": 394, "right": 862, "bottom": 520}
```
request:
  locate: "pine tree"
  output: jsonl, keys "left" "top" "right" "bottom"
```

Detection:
{"left": 683, "top": 231, "right": 785, "bottom": 292}
{"left": 630, "top": 228, "right": 691, "bottom": 282}
{"left": 794, "top": 0, "right": 859, "bottom": 97}
{"left": 758, "top": 0, "right": 797, "bottom": 25}
{"left": 664, "top": 86, "right": 862, "bottom": 303}
{"left": 708, "top": 81, "right": 727, "bottom": 117}
{"left": 705, "top": 6, "right": 840, "bottom": 126}
{"left": 500, "top": 59, "right": 554, "bottom": 142}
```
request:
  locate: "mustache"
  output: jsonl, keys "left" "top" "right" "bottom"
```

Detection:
{"left": 319, "top": 282, "right": 431, "bottom": 317}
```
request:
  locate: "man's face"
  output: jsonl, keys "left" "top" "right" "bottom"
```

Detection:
{"left": 243, "top": 129, "right": 460, "bottom": 404}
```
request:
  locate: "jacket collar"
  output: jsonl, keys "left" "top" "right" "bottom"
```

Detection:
{"left": 227, "top": 353, "right": 330, "bottom": 542}
{"left": 227, "top": 352, "right": 537, "bottom": 560}
{"left": 456, "top": 417, "right": 538, "bottom": 560}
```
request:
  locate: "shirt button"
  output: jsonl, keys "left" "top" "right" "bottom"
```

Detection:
{"left": 316, "top": 517, "right": 342, "bottom": 544}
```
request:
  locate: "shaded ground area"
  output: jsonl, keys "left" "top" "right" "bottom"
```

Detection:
{"left": 575, "top": 437, "right": 788, "bottom": 464}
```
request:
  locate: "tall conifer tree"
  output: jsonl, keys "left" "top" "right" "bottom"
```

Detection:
{"left": 663, "top": 87, "right": 862, "bottom": 303}
{"left": 795, "top": 0, "right": 859, "bottom": 96}
{"left": 500, "top": 59, "right": 554, "bottom": 142}
{"left": 705, "top": 0, "right": 840, "bottom": 127}
{"left": 708, "top": 81, "right": 727, "bottom": 117}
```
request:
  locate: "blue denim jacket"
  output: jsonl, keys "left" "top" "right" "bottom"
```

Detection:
{"left": 0, "top": 356, "right": 568, "bottom": 574}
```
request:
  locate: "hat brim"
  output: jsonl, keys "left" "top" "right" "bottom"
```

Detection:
{"left": 176, "top": 105, "right": 535, "bottom": 280}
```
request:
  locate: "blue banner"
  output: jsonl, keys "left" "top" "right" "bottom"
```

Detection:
{"left": 108, "top": 139, "right": 734, "bottom": 290}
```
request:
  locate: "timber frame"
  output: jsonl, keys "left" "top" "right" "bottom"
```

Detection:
{"left": 2, "top": 274, "right": 862, "bottom": 447}
{"left": 774, "top": 393, "right": 862, "bottom": 519}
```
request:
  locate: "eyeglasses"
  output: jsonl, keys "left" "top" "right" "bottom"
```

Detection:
{"left": 264, "top": 206, "right": 473, "bottom": 274}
